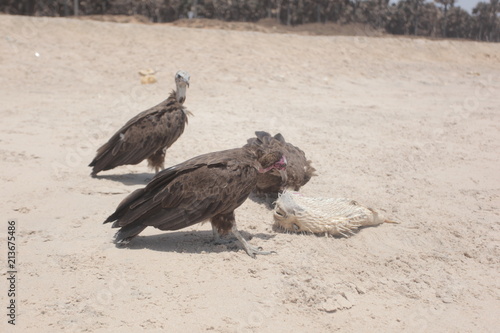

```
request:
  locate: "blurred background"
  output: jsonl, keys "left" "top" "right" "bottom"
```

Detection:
{"left": 0, "top": 0, "right": 498, "bottom": 42}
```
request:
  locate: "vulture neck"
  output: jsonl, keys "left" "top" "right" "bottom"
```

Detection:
{"left": 176, "top": 85, "right": 187, "bottom": 104}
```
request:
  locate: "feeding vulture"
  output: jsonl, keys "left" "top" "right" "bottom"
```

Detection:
{"left": 104, "top": 146, "right": 287, "bottom": 258}
{"left": 89, "top": 70, "right": 191, "bottom": 176}
{"left": 244, "top": 131, "right": 316, "bottom": 194}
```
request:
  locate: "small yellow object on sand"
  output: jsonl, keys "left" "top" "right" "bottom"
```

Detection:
{"left": 273, "top": 191, "right": 398, "bottom": 237}
{"left": 140, "top": 75, "right": 157, "bottom": 84}
{"left": 138, "top": 69, "right": 157, "bottom": 84}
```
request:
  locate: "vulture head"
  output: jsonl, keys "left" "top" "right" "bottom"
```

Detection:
{"left": 258, "top": 152, "right": 288, "bottom": 186}
{"left": 175, "top": 70, "right": 190, "bottom": 104}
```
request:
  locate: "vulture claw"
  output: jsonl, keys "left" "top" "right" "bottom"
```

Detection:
{"left": 245, "top": 245, "right": 276, "bottom": 258}
{"left": 231, "top": 225, "right": 275, "bottom": 258}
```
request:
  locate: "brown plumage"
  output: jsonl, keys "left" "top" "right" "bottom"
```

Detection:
{"left": 89, "top": 70, "right": 191, "bottom": 176}
{"left": 244, "top": 131, "right": 316, "bottom": 194}
{"left": 104, "top": 146, "right": 287, "bottom": 257}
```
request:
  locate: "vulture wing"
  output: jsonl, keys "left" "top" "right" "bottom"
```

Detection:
{"left": 89, "top": 93, "right": 188, "bottom": 175}
{"left": 104, "top": 148, "right": 258, "bottom": 243}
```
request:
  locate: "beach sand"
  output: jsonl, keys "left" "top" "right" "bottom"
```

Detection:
{"left": 1, "top": 14, "right": 499, "bottom": 332}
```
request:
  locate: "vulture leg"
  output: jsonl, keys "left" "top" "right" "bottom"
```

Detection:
{"left": 212, "top": 224, "right": 220, "bottom": 241}
{"left": 231, "top": 224, "right": 275, "bottom": 258}
{"left": 147, "top": 148, "right": 166, "bottom": 174}
{"left": 211, "top": 225, "right": 234, "bottom": 245}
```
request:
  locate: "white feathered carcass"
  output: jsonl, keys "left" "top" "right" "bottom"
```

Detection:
{"left": 273, "top": 191, "right": 398, "bottom": 237}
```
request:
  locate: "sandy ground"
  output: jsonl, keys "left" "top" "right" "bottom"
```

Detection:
{"left": 1, "top": 15, "right": 499, "bottom": 332}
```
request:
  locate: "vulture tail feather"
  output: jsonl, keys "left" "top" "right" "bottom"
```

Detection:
{"left": 114, "top": 223, "right": 147, "bottom": 244}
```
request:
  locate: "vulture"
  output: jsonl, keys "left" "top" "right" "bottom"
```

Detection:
{"left": 104, "top": 146, "right": 288, "bottom": 258}
{"left": 244, "top": 131, "right": 316, "bottom": 194}
{"left": 89, "top": 70, "right": 191, "bottom": 176}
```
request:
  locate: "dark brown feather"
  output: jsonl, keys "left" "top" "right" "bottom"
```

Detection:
{"left": 89, "top": 90, "right": 190, "bottom": 176}
{"left": 104, "top": 147, "right": 274, "bottom": 244}
{"left": 244, "top": 131, "right": 316, "bottom": 193}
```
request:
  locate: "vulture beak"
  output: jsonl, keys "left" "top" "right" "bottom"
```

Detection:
{"left": 181, "top": 76, "right": 190, "bottom": 88}
{"left": 278, "top": 169, "right": 288, "bottom": 186}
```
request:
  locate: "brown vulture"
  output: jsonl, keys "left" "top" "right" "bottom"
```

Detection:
{"left": 244, "top": 131, "right": 316, "bottom": 194}
{"left": 104, "top": 146, "right": 287, "bottom": 257}
{"left": 89, "top": 70, "right": 191, "bottom": 176}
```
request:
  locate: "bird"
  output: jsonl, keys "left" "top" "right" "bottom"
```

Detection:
{"left": 273, "top": 190, "right": 398, "bottom": 237}
{"left": 104, "top": 146, "right": 288, "bottom": 258}
{"left": 89, "top": 70, "right": 191, "bottom": 176}
{"left": 244, "top": 131, "right": 315, "bottom": 194}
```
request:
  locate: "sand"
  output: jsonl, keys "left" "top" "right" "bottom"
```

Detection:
{"left": 0, "top": 14, "right": 499, "bottom": 332}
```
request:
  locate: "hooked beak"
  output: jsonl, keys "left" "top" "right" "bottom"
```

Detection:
{"left": 278, "top": 169, "right": 288, "bottom": 187}
{"left": 178, "top": 77, "right": 189, "bottom": 88}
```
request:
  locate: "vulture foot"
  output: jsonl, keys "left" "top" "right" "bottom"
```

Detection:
{"left": 243, "top": 244, "right": 276, "bottom": 258}
{"left": 231, "top": 225, "right": 276, "bottom": 258}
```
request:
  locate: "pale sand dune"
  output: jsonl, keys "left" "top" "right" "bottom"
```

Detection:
{"left": 1, "top": 15, "right": 499, "bottom": 332}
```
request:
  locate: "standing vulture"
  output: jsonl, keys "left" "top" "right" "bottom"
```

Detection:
{"left": 104, "top": 146, "right": 287, "bottom": 258}
{"left": 89, "top": 70, "right": 191, "bottom": 176}
{"left": 244, "top": 131, "right": 315, "bottom": 194}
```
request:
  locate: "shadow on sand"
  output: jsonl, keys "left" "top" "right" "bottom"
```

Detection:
{"left": 93, "top": 172, "right": 153, "bottom": 186}
{"left": 115, "top": 230, "right": 276, "bottom": 255}
{"left": 248, "top": 192, "right": 278, "bottom": 210}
